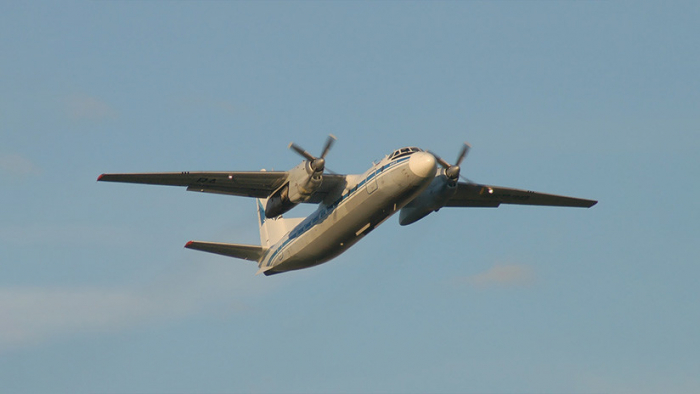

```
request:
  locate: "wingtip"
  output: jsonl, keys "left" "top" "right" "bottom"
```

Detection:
{"left": 184, "top": 241, "right": 195, "bottom": 248}
{"left": 97, "top": 174, "right": 105, "bottom": 181}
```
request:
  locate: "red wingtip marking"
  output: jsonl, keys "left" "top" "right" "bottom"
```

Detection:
{"left": 185, "top": 241, "right": 194, "bottom": 248}
{"left": 97, "top": 174, "right": 104, "bottom": 181}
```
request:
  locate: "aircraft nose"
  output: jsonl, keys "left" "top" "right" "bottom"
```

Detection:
{"left": 408, "top": 152, "right": 437, "bottom": 179}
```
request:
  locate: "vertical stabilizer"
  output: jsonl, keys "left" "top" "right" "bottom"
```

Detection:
{"left": 257, "top": 198, "right": 273, "bottom": 248}
{"left": 256, "top": 198, "right": 304, "bottom": 248}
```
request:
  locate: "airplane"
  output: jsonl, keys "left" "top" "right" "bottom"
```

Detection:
{"left": 98, "top": 135, "right": 596, "bottom": 275}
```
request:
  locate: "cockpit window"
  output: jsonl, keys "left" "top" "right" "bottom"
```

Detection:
{"left": 389, "top": 147, "right": 423, "bottom": 160}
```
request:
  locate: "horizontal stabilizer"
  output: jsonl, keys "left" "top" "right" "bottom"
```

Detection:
{"left": 185, "top": 241, "right": 265, "bottom": 262}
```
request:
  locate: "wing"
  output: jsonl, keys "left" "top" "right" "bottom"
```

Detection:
{"left": 97, "top": 171, "right": 347, "bottom": 201}
{"left": 446, "top": 182, "right": 597, "bottom": 208}
{"left": 98, "top": 171, "right": 288, "bottom": 198}
{"left": 305, "top": 174, "right": 347, "bottom": 203}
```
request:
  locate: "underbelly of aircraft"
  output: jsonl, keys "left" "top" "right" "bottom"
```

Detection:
{"left": 266, "top": 181, "right": 425, "bottom": 274}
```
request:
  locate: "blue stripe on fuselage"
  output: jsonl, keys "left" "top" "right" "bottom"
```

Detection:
{"left": 264, "top": 156, "right": 410, "bottom": 266}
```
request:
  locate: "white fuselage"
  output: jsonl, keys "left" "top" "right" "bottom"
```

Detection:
{"left": 259, "top": 152, "right": 437, "bottom": 274}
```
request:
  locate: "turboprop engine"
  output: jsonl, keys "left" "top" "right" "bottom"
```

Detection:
{"left": 399, "top": 143, "right": 470, "bottom": 225}
{"left": 265, "top": 135, "right": 336, "bottom": 218}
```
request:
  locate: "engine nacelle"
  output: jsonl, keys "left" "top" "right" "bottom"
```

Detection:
{"left": 286, "top": 161, "right": 323, "bottom": 203}
{"left": 265, "top": 162, "right": 323, "bottom": 218}
{"left": 265, "top": 183, "right": 296, "bottom": 218}
{"left": 399, "top": 173, "right": 457, "bottom": 225}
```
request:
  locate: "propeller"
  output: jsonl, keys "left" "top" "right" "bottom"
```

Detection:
{"left": 429, "top": 142, "right": 471, "bottom": 182}
{"left": 289, "top": 134, "right": 337, "bottom": 173}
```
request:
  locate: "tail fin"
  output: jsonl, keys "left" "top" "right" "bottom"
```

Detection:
{"left": 256, "top": 198, "right": 304, "bottom": 248}
{"left": 257, "top": 198, "right": 273, "bottom": 248}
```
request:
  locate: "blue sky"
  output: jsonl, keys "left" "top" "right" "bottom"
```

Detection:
{"left": 1, "top": 1, "right": 699, "bottom": 393}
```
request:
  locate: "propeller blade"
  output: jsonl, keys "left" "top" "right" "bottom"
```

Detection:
{"left": 320, "top": 134, "right": 337, "bottom": 159}
{"left": 428, "top": 150, "right": 451, "bottom": 169}
{"left": 455, "top": 142, "right": 471, "bottom": 166}
{"left": 431, "top": 142, "right": 472, "bottom": 181}
{"left": 289, "top": 142, "right": 316, "bottom": 162}
{"left": 289, "top": 135, "right": 338, "bottom": 173}
{"left": 459, "top": 174, "right": 474, "bottom": 183}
